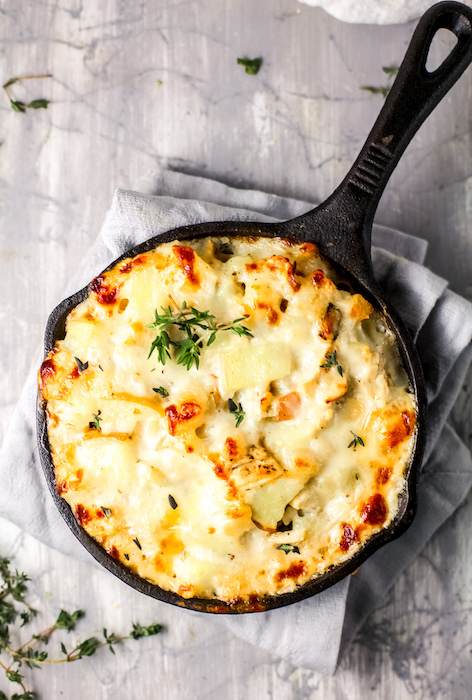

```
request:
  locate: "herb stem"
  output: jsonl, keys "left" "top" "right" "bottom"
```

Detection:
{"left": 3, "top": 637, "right": 129, "bottom": 665}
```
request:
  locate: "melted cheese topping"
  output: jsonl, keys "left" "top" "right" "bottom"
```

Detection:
{"left": 39, "top": 237, "right": 416, "bottom": 603}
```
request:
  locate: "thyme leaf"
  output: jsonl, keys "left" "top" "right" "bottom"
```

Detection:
{"left": 228, "top": 398, "right": 245, "bottom": 427}
{"left": 348, "top": 431, "right": 365, "bottom": 450}
{"left": 320, "top": 350, "right": 343, "bottom": 376}
{"left": 276, "top": 544, "right": 300, "bottom": 555}
{"left": 54, "top": 609, "right": 84, "bottom": 632}
{"left": 237, "top": 57, "right": 262, "bottom": 75}
{"left": 153, "top": 386, "right": 169, "bottom": 398}
{"left": 88, "top": 410, "right": 102, "bottom": 431}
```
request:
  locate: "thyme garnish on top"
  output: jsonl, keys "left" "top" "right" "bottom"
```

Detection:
{"left": 153, "top": 386, "right": 169, "bottom": 398}
{"left": 228, "top": 398, "right": 245, "bottom": 427}
{"left": 88, "top": 410, "right": 102, "bottom": 431}
{"left": 348, "top": 431, "right": 365, "bottom": 450}
{"left": 276, "top": 544, "right": 300, "bottom": 555}
{"left": 147, "top": 302, "right": 253, "bottom": 371}
{"left": 320, "top": 350, "right": 343, "bottom": 376}
{"left": 0, "top": 556, "right": 163, "bottom": 699}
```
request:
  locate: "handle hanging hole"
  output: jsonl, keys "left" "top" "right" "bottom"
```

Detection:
{"left": 425, "top": 27, "right": 458, "bottom": 73}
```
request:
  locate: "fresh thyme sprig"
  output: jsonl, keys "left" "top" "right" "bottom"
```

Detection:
{"left": 147, "top": 302, "right": 253, "bottom": 371}
{"left": 0, "top": 556, "right": 163, "bottom": 699}
{"left": 228, "top": 398, "right": 245, "bottom": 427}
{"left": 320, "top": 350, "right": 343, "bottom": 377}
{"left": 3, "top": 75, "right": 52, "bottom": 113}
{"left": 348, "top": 431, "right": 365, "bottom": 450}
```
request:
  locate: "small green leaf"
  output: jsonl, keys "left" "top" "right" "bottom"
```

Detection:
{"left": 130, "top": 622, "right": 163, "bottom": 640}
{"left": 28, "top": 98, "right": 50, "bottom": 109}
{"left": 89, "top": 410, "right": 102, "bottom": 430}
{"left": 100, "top": 507, "right": 112, "bottom": 518}
{"left": 10, "top": 100, "right": 27, "bottom": 112}
{"left": 7, "top": 669, "right": 23, "bottom": 684}
{"left": 153, "top": 386, "right": 169, "bottom": 398}
{"left": 382, "top": 65, "right": 399, "bottom": 77}
{"left": 55, "top": 609, "right": 84, "bottom": 632}
{"left": 103, "top": 628, "right": 118, "bottom": 655}
{"left": 76, "top": 636, "right": 100, "bottom": 658}
{"left": 228, "top": 398, "right": 245, "bottom": 427}
{"left": 237, "top": 57, "right": 262, "bottom": 75}
{"left": 276, "top": 543, "right": 300, "bottom": 555}
{"left": 60, "top": 642, "right": 67, "bottom": 655}
{"left": 133, "top": 537, "right": 142, "bottom": 550}
{"left": 360, "top": 85, "right": 390, "bottom": 98}
{"left": 348, "top": 431, "right": 365, "bottom": 450}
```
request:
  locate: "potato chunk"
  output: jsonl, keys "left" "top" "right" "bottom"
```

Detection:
{"left": 219, "top": 343, "right": 291, "bottom": 392}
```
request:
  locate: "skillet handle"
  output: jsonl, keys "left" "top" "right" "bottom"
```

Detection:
{"left": 290, "top": 1, "right": 472, "bottom": 283}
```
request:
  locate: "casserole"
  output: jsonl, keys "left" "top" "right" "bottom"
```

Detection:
{"left": 37, "top": 2, "right": 472, "bottom": 612}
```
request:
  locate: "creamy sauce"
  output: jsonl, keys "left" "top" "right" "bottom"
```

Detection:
{"left": 39, "top": 237, "right": 416, "bottom": 602}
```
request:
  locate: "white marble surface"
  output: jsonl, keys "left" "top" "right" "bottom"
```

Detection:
{"left": 1, "top": 0, "right": 472, "bottom": 698}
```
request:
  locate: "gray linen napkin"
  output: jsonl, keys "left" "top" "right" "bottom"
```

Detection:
{"left": 1, "top": 170, "right": 472, "bottom": 675}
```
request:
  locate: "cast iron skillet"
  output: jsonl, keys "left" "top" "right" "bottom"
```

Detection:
{"left": 38, "top": 2, "right": 472, "bottom": 613}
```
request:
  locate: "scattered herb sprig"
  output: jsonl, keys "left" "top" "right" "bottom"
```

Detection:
{"left": 147, "top": 302, "right": 253, "bottom": 371}
{"left": 237, "top": 57, "right": 262, "bottom": 75}
{"left": 348, "top": 431, "right": 365, "bottom": 450}
{"left": 320, "top": 350, "right": 343, "bottom": 377}
{"left": 0, "top": 556, "right": 163, "bottom": 699}
{"left": 3, "top": 75, "right": 52, "bottom": 113}
{"left": 228, "top": 398, "right": 245, "bottom": 428}
{"left": 360, "top": 65, "right": 399, "bottom": 99}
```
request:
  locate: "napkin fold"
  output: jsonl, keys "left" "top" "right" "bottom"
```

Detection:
{"left": 1, "top": 170, "right": 472, "bottom": 675}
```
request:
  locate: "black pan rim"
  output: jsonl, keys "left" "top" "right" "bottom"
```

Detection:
{"left": 36, "top": 222, "right": 426, "bottom": 614}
